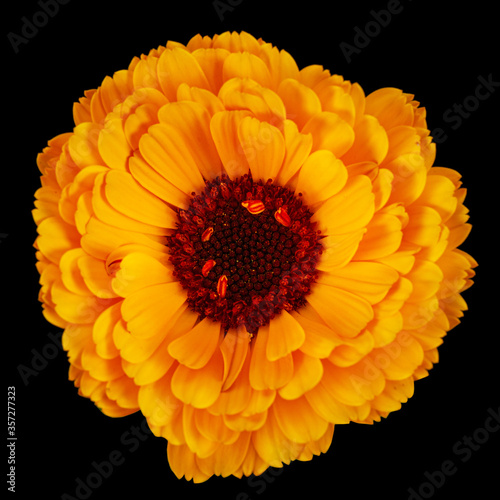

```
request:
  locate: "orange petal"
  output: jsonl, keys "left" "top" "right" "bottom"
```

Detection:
{"left": 210, "top": 110, "right": 252, "bottom": 179}
{"left": 168, "top": 317, "right": 222, "bottom": 369}
{"left": 121, "top": 282, "right": 186, "bottom": 339}
{"left": 171, "top": 349, "right": 224, "bottom": 409}
{"left": 278, "top": 350, "right": 323, "bottom": 400}
{"left": 266, "top": 310, "right": 305, "bottom": 361}
{"left": 249, "top": 323, "right": 293, "bottom": 390}
{"left": 220, "top": 326, "right": 251, "bottom": 391}
{"left": 306, "top": 283, "right": 373, "bottom": 338}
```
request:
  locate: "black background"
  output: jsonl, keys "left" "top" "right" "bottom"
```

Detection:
{"left": 4, "top": 0, "right": 498, "bottom": 498}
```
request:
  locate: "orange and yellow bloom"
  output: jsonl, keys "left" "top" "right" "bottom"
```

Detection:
{"left": 33, "top": 31, "right": 476, "bottom": 481}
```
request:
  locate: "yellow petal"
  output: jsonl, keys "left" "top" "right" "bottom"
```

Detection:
{"left": 354, "top": 213, "right": 403, "bottom": 260}
{"left": 316, "top": 84, "right": 356, "bottom": 126}
{"left": 139, "top": 122, "right": 206, "bottom": 196}
{"left": 177, "top": 82, "right": 225, "bottom": 117}
{"left": 295, "top": 149, "right": 348, "bottom": 205}
{"left": 81, "top": 215, "right": 166, "bottom": 261}
{"left": 191, "top": 48, "right": 231, "bottom": 93}
{"left": 369, "top": 331, "right": 424, "bottom": 380}
{"left": 36, "top": 216, "right": 80, "bottom": 265}
{"left": 68, "top": 122, "right": 104, "bottom": 168}
{"left": 196, "top": 431, "right": 252, "bottom": 478}
{"left": 222, "top": 52, "right": 272, "bottom": 88}
{"left": 341, "top": 115, "right": 389, "bottom": 165}
{"left": 93, "top": 302, "right": 122, "bottom": 359}
{"left": 182, "top": 405, "right": 219, "bottom": 458}
{"left": 258, "top": 44, "right": 300, "bottom": 90}
{"left": 278, "top": 350, "right": 323, "bottom": 400}
{"left": 274, "top": 120, "right": 313, "bottom": 187}
{"left": 365, "top": 88, "right": 414, "bottom": 130}
{"left": 319, "top": 262, "right": 399, "bottom": 305}
{"left": 316, "top": 230, "right": 365, "bottom": 272}
{"left": 292, "top": 307, "right": 341, "bottom": 359}
{"left": 277, "top": 78, "right": 322, "bottom": 129}
{"left": 406, "top": 259, "right": 444, "bottom": 303}
{"left": 194, "top": 408, "right": 240, "bottom": 445}
{"left": 129, "top": 152, "right": 189, "bottom": 210}
{"left": 252, "top": 409, "right": 305, "bottom": 467}
{"left": 98, "top": 116, "right": 130, "bottom": 171}
{"left": 385, "top": 153, "right": 427, "bottom": 205}
{"left": 302, "top": 111, "right": 354, "bottom": 157}
{"left": 237, "top": 116, "right": 285, "bottom": 182}
{"left": 92, "top": 173, "right": 168, "bottom": 235}
{"left": 157, "top": 101, "right": 222, "bottom": 181}
{"left": 417, "top": 174, "right": 457, "bottom": 222}
{"left": 249, "top": 323, "right": 293, "bottom": 390}
{"left": 157, "top": 47, "right": 211, "bottom": 100}
{"left": 167, "top": 443, "right": 211, "bottom": 483}
{"left": 218, "top": 77, "right": 286, "bottom": 124}
{"left": 78, "top": 253, "right": 118, "bottom": 298}
{"left": 273, "top": 395, "right": 329, "bottom": 443}
{"left": 59, "top": 248, "right": 93, "bottom": 296}
{"left": 171, "top": 349, "right": 224, "bottom": 409}
{"left": 52, "top": 278, "right": 110, "bottom": 324}
{"left": 311, "top": 175, "right": 374, "bottom": 235}
{"left": 405, "top": 205, "right": 442, "bottom": 247}
{"left": 112, "top": 251, "right": 173, "bottom": 297}
{"left": 329, "top": 330, "right": 375, "bottom": 367}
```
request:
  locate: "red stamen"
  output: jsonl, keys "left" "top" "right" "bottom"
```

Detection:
{"left": 242, "top": 200, "right": 265, "bottom": 214}
{"left": 202, "top": 260, "right": 216, "bottom": 277}
{"left": 217, "top": 275, "right": 228, "bottom": 298}
{"left": 274, "top": 206, "right": 291, "bottom": 227}
{"left": 201, "top": 227, "right": 214, "bottom": 242}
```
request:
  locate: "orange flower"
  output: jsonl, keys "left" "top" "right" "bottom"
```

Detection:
{"left": 33, "top": 31, "right": 476, "bottom": 482}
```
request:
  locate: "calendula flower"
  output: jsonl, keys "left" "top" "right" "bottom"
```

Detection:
{"left": 33, "top": 31, "right": 476, "bottom": 482}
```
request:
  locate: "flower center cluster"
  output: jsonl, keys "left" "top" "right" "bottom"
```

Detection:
{"left": 167, "top": 174, "right": 322, "bottom": 334}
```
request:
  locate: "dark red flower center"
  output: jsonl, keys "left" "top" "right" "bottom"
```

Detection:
{"left": 166, "top": 174, "right": 322, "bottom": 334}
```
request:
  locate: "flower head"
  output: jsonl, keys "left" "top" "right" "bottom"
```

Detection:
{"left": 33, "top": 31, "right": 476, "bottom": 482}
